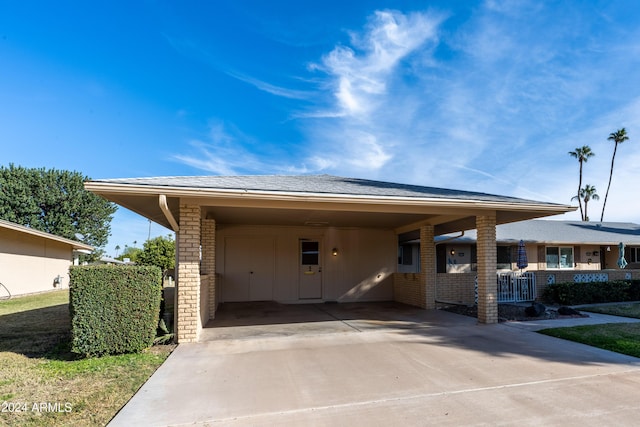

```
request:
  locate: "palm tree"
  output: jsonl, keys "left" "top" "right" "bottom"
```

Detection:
{"left": 115, "top": 245, "right": 121, "bottom": 257}
{"left": 568, "top": 145, "right": 594, "bottom": 221}
{"left": 572, "top": 185, "right": 599, "bottom": 222}
{"left": 600, "top": 128, "right": 629, "bottom": 222}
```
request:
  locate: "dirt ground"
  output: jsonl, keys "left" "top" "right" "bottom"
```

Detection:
{"left": 441, "top": 303, "right": 589, "bottom": 322}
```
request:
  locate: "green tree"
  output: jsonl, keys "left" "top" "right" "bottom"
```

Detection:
{"left": 117, "top": 245, "right": 143, "bottom": 263}
{"left": 572, "top": 185, "right": 599, "bottom": 222}
{"left": 0, "top": 164, "right": 117, "bottom": 252}
{"left": 601, "top": 128, "right": 629, "bottom": 222}
{"left": 568, "top": 145, "right": 594, "bottom": 221}
{"left": 137, "top": 235, "right": 175, "bottom": 271}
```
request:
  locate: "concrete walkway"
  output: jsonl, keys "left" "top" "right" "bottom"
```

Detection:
{"left": 110, "top": 304, "right": 640, "bottom": 426}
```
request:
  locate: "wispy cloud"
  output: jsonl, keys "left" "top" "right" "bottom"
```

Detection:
{"left": 225, "top": 71, "right": 312, "bottom": 100}
{"left": 172, "top": 121, "right": 262, "bottom": 175}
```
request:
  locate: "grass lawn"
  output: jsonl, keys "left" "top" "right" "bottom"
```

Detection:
{"left": 539, "top": 302, "right": 640, "bottom": 359}
{"left": 578, "top": 302, "right": 640, "bottom": 319}
{"left": 0, "top": 290, "right": 174, "bottom": 427}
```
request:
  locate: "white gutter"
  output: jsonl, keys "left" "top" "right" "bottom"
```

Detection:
{"left": 159, "top": 194, "right": 179, "bottom": 232}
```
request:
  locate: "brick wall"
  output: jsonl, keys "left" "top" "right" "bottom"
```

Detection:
{"left": 176, "top": 204, "right": 201, "bottom": 343}
{"left": 393, "top": 272, "right": 426, "bottom": 308}
{"left": 436, "top": 273, "right": 476, "bottom": 305}
{"left": 201, "top": 218, "right": 216, "bottom": 320}
{"left": 421, "top": 226, "right": 436, "bottom": 309}
{"left": 476, "top": 215, "right": 497, "bottom": 323}
{"left": 393, "top": 225, "right": 436, "bottom": 309}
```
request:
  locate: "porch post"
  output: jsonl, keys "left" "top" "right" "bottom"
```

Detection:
{"left": 476, "top": 214, "right": 497, "bottom": 323}
{"left": 176, "top": 204, "right": 201, "bottom": 343}
{"left": 420, "top": 225, "right": 436, "bottom": 309}
{"left": 201, "top": 218, "right": 216, "bottom": 320}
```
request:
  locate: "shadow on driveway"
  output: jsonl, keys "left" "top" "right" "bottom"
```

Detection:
{"left": 110, "top": 302, "right": 640, "bottom": 426}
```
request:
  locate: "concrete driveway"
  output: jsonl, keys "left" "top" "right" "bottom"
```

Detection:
{"left": 110, "top": 303, "right": 640, "bottom": 426}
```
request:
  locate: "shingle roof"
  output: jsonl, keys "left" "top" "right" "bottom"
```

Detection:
{"left": 90, "top": 174, "right": 563, "bottom": 206}
{"left": 0, "top": 219, "right": 94, "bottom": 250}
{"left": 445, "top": 220, "right": 640, "bottom": 245}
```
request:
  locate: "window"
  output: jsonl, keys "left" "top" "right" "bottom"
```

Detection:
{"left": 399, "top": 244, "right": 413, "bottom": 265}
{"left": 546, "top": 246, "right": 574, "bottom": 269}
{"left": 301, "top": 241, "right": 319, "bottom": 265}
{"left": 628, "top": 247, "right": 640, "bottom": 263}
{"left": 497, "top": 246, "right": 511, "bottom": 270}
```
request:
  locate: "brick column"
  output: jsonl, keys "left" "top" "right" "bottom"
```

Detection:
{"left": 420, "top": 225, "right": 436, "bottom": 309}
{"left": 176, "top": 204, "right": 201, "bottom": 343}
{"left": 476, "top": 215, "right": 497, "bottom": 324}
{"left": 201, "top": 218, "right": 216, "bottom": 320}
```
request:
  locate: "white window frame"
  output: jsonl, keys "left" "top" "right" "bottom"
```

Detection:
{"left": 546, "top": 246, "right": 574, "bottom": 269}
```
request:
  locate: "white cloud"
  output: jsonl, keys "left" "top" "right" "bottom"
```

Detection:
{"left": 172, "top": 121, "right": 261, "bottom": 175}
{"left": 225, "top": 71, "right": 312, "bottom": 100}
{"left": 314, "top": 10, "right": 442, "bottom": 117}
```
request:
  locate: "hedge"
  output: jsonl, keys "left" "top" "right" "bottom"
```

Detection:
{"left": 69, "top": 265, "right": 163, "bottom": 357}
{"left": 542, "top": 280, "right": 640, "bottom": 306}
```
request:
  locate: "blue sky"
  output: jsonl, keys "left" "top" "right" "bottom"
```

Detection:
{"left": 1, "top": 0, "right": 639, "bottom": 256}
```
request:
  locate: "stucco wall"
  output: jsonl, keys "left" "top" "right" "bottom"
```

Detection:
{"left": 215, "top": 225, "right": 396, "bottom": 303}
{"left": 0, "top": 227, "right": 73, "bottom": 296}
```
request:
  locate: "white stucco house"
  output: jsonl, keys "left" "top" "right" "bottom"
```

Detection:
{"left": 85, "top": 175, "right": 574, "bottom": 343}
{"left": 0, "top": 219, "right": 93, "bottom": 297}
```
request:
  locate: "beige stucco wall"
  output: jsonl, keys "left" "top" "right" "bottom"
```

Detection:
{"left": 440, "top": 243, "right": 633, "bottom": 273}
{"left": 215, "top": 225, "right": 396, "bottom": 303}
{"left": 0, "top": 227, "right": 73, "bottom": 296}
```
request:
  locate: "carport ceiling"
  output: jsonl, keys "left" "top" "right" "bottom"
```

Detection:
{"left": 203, "top": 205, "right": 437, "bottom": 229}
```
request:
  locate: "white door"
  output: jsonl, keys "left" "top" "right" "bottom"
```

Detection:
{"left": 223, "top": 237, "right": 274, "bottom": 302}
{"left": 298, "top": 239, "right": 322, "bottom": 299}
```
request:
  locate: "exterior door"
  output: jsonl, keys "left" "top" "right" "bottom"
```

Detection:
{"left": 298, "top": 239, "right": 322, "bottom": 299}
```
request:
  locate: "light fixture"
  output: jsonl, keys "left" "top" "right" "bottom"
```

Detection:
{"left": 450, "top": 249, "right": 455, "bottom": 256}
{"left": 332, "top": 248, "right": 339, "bottom": 256}
{"left": 607, "top": 246, "right": 611, "bottom": 252}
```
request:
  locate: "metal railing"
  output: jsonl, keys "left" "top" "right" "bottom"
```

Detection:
{"left": 497, "top": 272, "right": 536, "bottom": 302}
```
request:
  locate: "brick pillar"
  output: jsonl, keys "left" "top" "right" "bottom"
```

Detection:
{"left": 176, "top": 204, "right": 201, "bottom": 343}
{"left": 201, "top": 218, "right": 216, "bottom": 320}
{"left": 420, "top": 225, "right": 436, "bottom": 309}
{"left": 476, "top": 215, "right": 497, "bottom": 324}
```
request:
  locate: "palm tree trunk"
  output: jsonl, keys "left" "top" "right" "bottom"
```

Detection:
{"left": 600, "top": 143, "right": 618, "bottom": 222}
{"left": 584, "top": 199, "right": 588, "bottom": 222}
{"left": 577, "top": 162, "right": 584, "bottom": 220}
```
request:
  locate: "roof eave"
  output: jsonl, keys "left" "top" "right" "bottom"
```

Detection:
{"left": 84, "top": 181, "right": 575, "bottom": 214}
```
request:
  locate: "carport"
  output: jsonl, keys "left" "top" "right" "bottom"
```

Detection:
{"left": 85, "top": 175, "right": 574, "bottom": 343}
{"left": 200, "top": 301, "right": 448, "bottom": 341}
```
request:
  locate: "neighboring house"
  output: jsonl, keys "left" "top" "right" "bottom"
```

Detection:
{"left": 85, "top": 174, "right": 574, "bottom": 342}
{"left": 399, "top": 220, "right": 640, "bottom": 273}
{"left": 0, "top": 219, "right": 93, "bottom": 297}
{"left": 399, "top": 220, "right": 640, "bottom": 306}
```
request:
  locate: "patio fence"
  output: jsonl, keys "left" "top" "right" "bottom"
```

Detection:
{"left": 474, "top": 272, "right": 537, "bottom": 304}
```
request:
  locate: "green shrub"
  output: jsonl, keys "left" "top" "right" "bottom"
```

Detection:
{"left": 543, "top": 280, "right": 633, "bottom": 306}
{"left": 628, "top": 280, "right": 640, "bottom": 301}
{"left": 69, "top": 265, "right": 162, "bottom": 357}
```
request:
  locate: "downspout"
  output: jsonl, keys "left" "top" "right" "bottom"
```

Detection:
{"left": 434, "top": 231, "right": 468, "bottom": 306}
{"left": 159, "top": 194, "right": 179, "bottom": 232}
